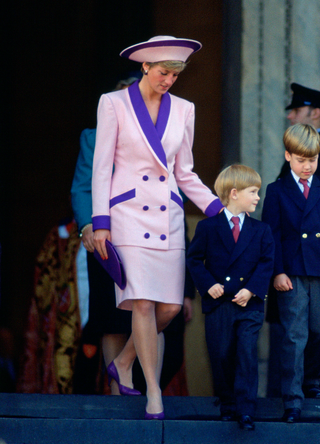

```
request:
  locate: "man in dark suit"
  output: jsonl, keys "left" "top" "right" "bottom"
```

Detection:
{"left": 262, "top": 123, "right": 320, "bottom": 422}
{"left": 187, "top": 165, "right": 274, "bottom": 431}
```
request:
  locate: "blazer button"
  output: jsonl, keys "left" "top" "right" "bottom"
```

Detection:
{"left": 240, "top": 277, "right": 244, "bottom": 281}
{"left": 226, "top": 277, "right": 231, "bottom": 281}
{"left": 160, "top": 205, "right": 167, "bottom": 211}
{"left": 144, "top": 233, "right": 150, "bottom": 239}
{"left": 143, "top": 175, "right": 149, "bottom": 181}
{"left": 302, "top": 233, "right": 308, "bottom": 239}
{"left": 159, "top": 175, "right": 166, "bottom": 182}
{"left": 160, "top": 234, "right": 167, "bottom": 241}
{"left": 316, "top": 233, "right": 320, "bottom": 238}
{"left": 143, "top": 206, "right": 149, "bottom": 211}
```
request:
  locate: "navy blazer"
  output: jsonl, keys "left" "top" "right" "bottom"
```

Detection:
{"left": 187, "top": 212, "right": 275, "bottom": 314}
{"left": 71, "top": 129, "right": 96, "bottom": 232}
{"left": 262, "top": 173, "right": 320, "bottom": 277}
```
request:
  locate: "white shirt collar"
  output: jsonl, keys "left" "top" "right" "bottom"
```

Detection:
{"left": 224, "top": 208, "right": 245, "bottom": 228}
{"left": 291, "top": 169, "right": 313, "bottom": 187}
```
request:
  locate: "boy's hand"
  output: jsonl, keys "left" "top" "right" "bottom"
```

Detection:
{"left": 208, "top": 284, "right": 224, "bottom": 299}
{"left": 273, "top": 273, "right": 293, "bottom": 292}
{"left": 232, "top": 288, "right": 253, "bottom": 307}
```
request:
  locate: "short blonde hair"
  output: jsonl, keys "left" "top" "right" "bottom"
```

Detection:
{"left": 214, "top": 164, "right": 261, "bottom": 206}
{"left": 283, "top": 123, "right": 320, "bottom": 157}
{"left": 142, "top": 60, "right": 187, "bottom": 74}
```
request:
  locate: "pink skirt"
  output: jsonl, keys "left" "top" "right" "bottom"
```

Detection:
{"left": 115, "top": 246, "right": 185, "bottom": 311}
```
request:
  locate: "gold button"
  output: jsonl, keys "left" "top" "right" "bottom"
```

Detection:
{"left": 240, "top": 277, "right": 244, "bottom": 281}
{"left": 226, "top": 277, "right": 231, "bottom": 281}
{"left": 316, "top": 233, "right": 320, "bottom": 238}
{"left": 302, "top": 233, "right": 308, "bottom": 239}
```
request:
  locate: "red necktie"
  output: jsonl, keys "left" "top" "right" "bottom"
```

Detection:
{"left": 231, "top": 216, "right": 240, "bottom": 243}
{"left": 299, "top": 179, "right": 309, "bottom": 199}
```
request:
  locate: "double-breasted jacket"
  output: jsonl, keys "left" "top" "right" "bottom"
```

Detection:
{"left": 92, "top": 81, "right": 222, "bottom": 250}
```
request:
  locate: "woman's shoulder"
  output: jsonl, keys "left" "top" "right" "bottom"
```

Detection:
{"left": 99, "top": 88, "right": 128, "bottom": 104}
{"left": 169, "top": 93, "right": 194, "bottom": 109}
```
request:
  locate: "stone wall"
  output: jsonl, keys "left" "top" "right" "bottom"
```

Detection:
{"left": 240, "top": 0, "right": 320, "bottom": 213}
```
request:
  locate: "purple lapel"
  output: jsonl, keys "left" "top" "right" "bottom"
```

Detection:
{"left": 128, "top": 80, "right": 170, "bottom": 169}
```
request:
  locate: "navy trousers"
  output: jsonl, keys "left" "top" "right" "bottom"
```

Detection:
{"left": 205, "top": 301, "right": 264, "bottom": 417}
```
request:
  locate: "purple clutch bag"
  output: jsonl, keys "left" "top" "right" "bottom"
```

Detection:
{"left": 93, "top": 240, "right": 126, "bottom": 290}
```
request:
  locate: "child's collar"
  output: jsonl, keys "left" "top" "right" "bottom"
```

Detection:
{"left": 224, "top": 207, "right": 245, "bottom": 223}
{"left": 291, "top": 169, "right": 313, "bottom": 185}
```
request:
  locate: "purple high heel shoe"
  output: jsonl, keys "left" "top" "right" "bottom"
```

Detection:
{"left": 107, "top": 361, "right": 141, "bottom": 396}
{"left": 144, "top": 411, "right": 165, "bottom": 420}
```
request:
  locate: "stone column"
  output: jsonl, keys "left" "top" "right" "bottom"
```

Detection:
{"left": 239, "top": 0, "right": 320, "bottom": 212}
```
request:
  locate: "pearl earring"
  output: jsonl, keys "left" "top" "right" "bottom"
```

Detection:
{"left": 144, "top": 70, "right": 148, "bottom": 75}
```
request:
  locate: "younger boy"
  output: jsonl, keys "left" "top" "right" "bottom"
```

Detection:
{"left": 262, "top": 123, "right": 320, "bottom": 423}
{"left": 187, "top": 164, "right": 274, "bottom": 431}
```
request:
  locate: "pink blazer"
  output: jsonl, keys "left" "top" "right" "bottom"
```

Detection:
{"left": 92, "top": 81, "right": 222, "bottom": 250}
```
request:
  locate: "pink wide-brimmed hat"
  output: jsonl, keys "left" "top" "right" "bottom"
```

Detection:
{"left": 120, "top": 35, "right": 202, "bottom": 63}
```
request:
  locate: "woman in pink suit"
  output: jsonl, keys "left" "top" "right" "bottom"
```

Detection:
{"left": 92, "top": 36, "right": 223, "bottom": 419}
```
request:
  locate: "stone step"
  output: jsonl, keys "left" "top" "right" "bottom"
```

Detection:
{"left": 0, "top": 394, "right": 319, "bottom": 444}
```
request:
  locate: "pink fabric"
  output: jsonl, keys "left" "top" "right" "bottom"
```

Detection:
{"left": 115, "top": 246, "right": 185, "bottom": 309}
{"left": 92, "top": 87, "right": 220, "bottom": 251}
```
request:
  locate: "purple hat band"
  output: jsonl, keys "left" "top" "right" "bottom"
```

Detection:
{"left": 120, "top": 37, "right": 202, "bottom": 63}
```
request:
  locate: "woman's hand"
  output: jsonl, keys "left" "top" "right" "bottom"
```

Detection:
{"left": 93, "top": 229, "right": 111, "bottom": 260}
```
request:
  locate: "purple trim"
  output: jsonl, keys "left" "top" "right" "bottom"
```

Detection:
{"left": 204, "top": 199, "right": 224, "bottom": 217}
{"left": 92, "top": 215, "right": 111, "bottom": 231}
{"left": 170, "top": 191, "right": 184, "bottom": 210}
{"left": 121, "top": 40, "right": 201, "bottom": 59}
{"left": 110, "top": 189, "right": 136, "bottom": 208}
{"left": 129, "top": 81, "right": 169, "bottom": 169}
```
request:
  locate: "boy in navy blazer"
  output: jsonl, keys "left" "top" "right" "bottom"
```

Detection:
{"left": 262, "top": 123, "right": 320, "bottom": 423}
{"left": 187, "top": 165, "right": 274, "bottom": 431}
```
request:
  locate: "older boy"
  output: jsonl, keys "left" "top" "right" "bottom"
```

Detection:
{"left": 187, "top": 165, "right": 274, "bottom": 431}
{"left": 262, "top": 123, "right": 320, "bottom": 422}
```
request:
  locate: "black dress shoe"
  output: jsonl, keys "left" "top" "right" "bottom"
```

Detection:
{"left": 220, "top": 411, "right": 236, "bottom": 421}
{"left": 304, "top": 386, "right": 320, "bottom": 399}
{"left": 282, "top": 408, "right": 301, "bottom": 423}
{"left": 238, "top": 415, "right": 255, "bottom": 430}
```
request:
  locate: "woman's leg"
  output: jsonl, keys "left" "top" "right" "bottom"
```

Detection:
{"left": 113, "top": 334, "right": 137, "bottom": 389}
{"left": 113, "top": 301, "right": 181, "bottom": 410}
{"left": 102, "top": 334, "right": 128, "bottom": 395}
{"left": 156, "top": 332, "right": 165, "bottom": 384}
{"left": 132, "top": 300, "right": 161, "bottom": 413}
{"left": 132, "top": 301, "right": 181, "bottom": 413}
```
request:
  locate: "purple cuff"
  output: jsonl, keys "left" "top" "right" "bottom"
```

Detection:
{"left": 92, "top": 215, "right": 111, "bottom": 231}
{"left": 205, "top": 199, "right": 224, "bottom": 217}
